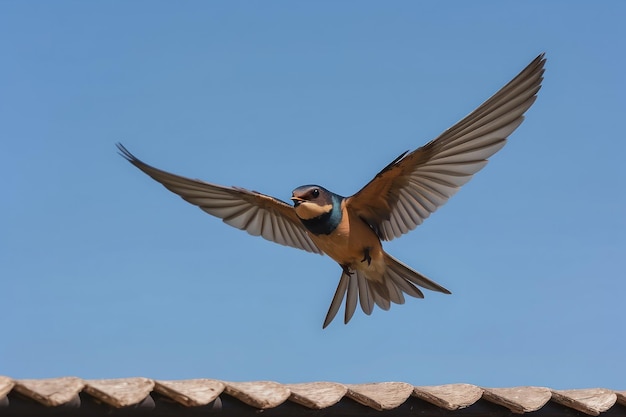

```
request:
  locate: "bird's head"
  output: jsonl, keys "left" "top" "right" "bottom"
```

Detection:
{"left": 291, "top": 185, "right": 335, "bottom": 220}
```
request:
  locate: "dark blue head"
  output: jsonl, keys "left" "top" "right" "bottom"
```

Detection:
{"left": 290, "top": 185, "right": 343, "bottom": 235}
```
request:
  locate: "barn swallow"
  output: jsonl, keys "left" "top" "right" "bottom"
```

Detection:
{"left": 117, "top": 54, "right": 545, "bottom": 328}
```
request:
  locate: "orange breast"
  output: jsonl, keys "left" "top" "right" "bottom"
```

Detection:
{"left": 308, "top": 202, "right": 385, "bottom": 279}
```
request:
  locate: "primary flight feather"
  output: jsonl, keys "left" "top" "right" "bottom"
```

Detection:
{"left": 118, "top": 53, "right": 545, "bottom": 328}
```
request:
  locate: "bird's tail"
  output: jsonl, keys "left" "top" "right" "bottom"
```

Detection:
{"left": 322, "top": 252, "right": 451, "bottom": 328}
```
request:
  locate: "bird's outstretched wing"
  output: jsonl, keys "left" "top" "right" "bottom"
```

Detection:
{"left": 117, "top": 144, "right": 322, "bottom": 254}
{"left": 347, "top": 54, "right": 546, "bottom": 240}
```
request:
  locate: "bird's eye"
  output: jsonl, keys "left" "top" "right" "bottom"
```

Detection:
{"left": 312, "top": 189, "right": 319, "bottom": 198}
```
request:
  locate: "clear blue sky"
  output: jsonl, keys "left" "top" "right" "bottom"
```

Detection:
{"left": 2, "top": 2, "right": 625, "bottom": 389}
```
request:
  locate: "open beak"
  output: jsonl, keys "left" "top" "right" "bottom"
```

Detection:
{"left": 290, "top": 196, "right": 305, "bottom": 207}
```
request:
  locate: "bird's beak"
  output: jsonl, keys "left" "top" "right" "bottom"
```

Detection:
{"left": 290, "top": 196, "right": 305, "bottom": 207}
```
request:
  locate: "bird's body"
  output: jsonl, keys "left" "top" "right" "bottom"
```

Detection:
{"left": 289, "top": 184, "right": 451, "bottom": 325}
{"left": 295, "top": 191, "right": 386, "bottom": 280}
{"left": 117, "top": 54, "right": 546, "bottom": 327}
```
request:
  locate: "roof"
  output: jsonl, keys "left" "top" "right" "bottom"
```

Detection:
{"left": 1, "top": 376, "right": 624, "bottom": 416}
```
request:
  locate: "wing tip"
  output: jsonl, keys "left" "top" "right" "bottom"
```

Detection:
{"left": 115, "top": 142, "right": 133, "bottom": 161}
{"left": 115, "top": 143, "right": 146, "bottom": 168}
{"left": 529, "top": 52, "right": 547, "bottom": 87}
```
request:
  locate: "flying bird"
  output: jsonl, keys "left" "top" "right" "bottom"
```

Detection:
{"left": 118, "top": 54, "right": 545, "bottom": 328}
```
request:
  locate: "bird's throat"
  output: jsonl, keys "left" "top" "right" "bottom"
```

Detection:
{"left": 297, "top": 198, "right": 343, "bottom": 236}
{"left": 294, "top": 202, "right": 333, "bottom": 220}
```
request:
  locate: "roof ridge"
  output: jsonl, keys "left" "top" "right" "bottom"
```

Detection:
{"left": 1, "top": 377, "right": 624, "bottom": 416}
